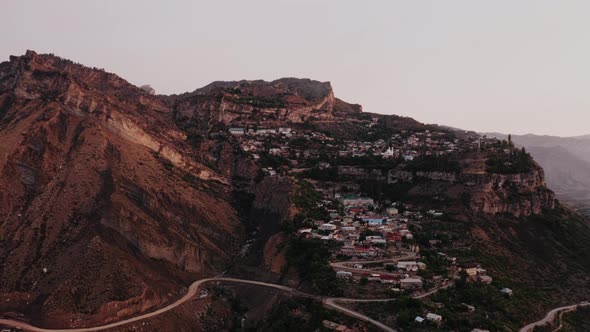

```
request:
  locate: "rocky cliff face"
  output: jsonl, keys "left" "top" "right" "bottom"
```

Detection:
{"left": 0, "top": 51, "right": 244, "bottom": 327}
{"left": 466, "top": 166, "right": 556, "bottom": 217}
{"left": 170, "top": 78, "right": 361, "bottom": 137}
{"left": 407, "top": 167, "right": 555, "bottom": 217}
{"left": 336, "top": 161, "right": 556, "bottom": 218}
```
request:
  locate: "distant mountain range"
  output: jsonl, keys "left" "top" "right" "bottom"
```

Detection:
{"left": 483, "top": 132, "right": 590, "bottom": 215}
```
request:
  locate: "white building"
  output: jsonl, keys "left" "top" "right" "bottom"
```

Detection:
{"left": 400, "top": 277, "right": 423, "bottom": 289}
{"left": 386, "top": 207, "right": 399, "bottom": 215}
{"left": 256, "top": 128, "right": 277, "bottom": 135}
{"left": 341, "top": 226, "right": 356, "bottom": 232}
{"left": 426, "top": 313, "right": 443, "bottom": 323}
{"left": 371, "top": 238, "right": 387, "bottom": 245}
{"left": 319, "top": 223, "right": 337, "bottom": 231}
{"left": 397, "top": 261, "right": 426, "bottom": 271}
{"left": 381, "top": 147, "right": 396, "bottom": 159}
{"left": 229, "top": 128, "right": 245, "bottom": 136}
{"left": 336, "top": 271, "right": 353, "bottom": 279}
{"left": 278, "top": 127, "right": 293, "bottom": 136}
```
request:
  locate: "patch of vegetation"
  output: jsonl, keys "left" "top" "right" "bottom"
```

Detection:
{"left": 428, "top": 282, "right": 523, "bottom": 331}
{"left": 228, "top": 95, "right": 286, "bottom": 108}
{"left": 337, "top": 155, "right": 397, "bottom": 167}
{"left": 252, "top": 297, "right": 359, "bottom": 332}
{"left": 286, "top": 237, "right": 343, "bottom": 296}
{"left": 405, "top": 155, "right": 461, "bottom": 173}
{"left": 417, "top": 249, "right": 451, "bottom": 278}
{"left": 486, "top": 148, "right": 534, "bottom": 174}
{"left": 455, "top": 207, "right": 590, "bottom": 329}
{"left": 561, "top": 306, "right": 590, "bottom": 332}
{"left": 359, "top": 180, "right": 413, "bottom": 203}
{"left": 258, "top": 152, "right": 290, "bottom": 169}
{"left": 355, "top": 297, "right": 424, "bottom": 331}
{"left": 293, "top": 180, "right": 329, "bottom": 222}
{"left": 300, "top": 167, "right": 339, "bottom": 181}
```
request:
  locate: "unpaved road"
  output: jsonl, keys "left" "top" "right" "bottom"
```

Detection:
{"left": 519, "top": 301, "right": 590, "bottom": 332}
{"left": 0, "top": 278, "right": 234, "bottom": 332}
{"left": 0, "top": 277, "right": 394, "bottom": 332}
{"left": 0, "top": 274, "right": 448, "bottom": 332}
{"left": 323, "top": 298, "right": 398, "bottom": 332}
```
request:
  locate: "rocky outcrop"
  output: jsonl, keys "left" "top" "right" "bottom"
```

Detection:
{"left": 171, "top": 78, "right": 361, "bottom": 136}
{"left": 341, "top": 163, "right": 555, "bottom": 217}
{"left": 466, "top": 167, "right": 556, "bottom": 217}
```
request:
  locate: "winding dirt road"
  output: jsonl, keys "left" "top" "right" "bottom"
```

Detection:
{"left": 0, "top": 277, "right": 395, "bottom": 332}
{"left": 0, "top": 274, "right": 450, "bottom": 332}
{"left": 518, "top": 301, "right": 590, "bottom": 332}
{"left": 323, "top": 298, "right": 398, "bottom": 332}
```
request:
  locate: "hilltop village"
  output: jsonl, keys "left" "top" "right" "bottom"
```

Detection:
{"left": 227, "top": 119, "right": 526, "bottom": 331}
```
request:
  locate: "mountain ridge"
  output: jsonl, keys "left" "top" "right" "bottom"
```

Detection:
{"left": 0, "top": 50, "right": 581, "bottom": 331}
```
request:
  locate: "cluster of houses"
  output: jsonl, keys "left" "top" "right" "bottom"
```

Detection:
{"left": 229, "top": 126, "right": 340, "bottom": 167}
{"left": 227, "top": 123, "right": 487, "bottom": 175}
{"left": 297, "top": 194, "right": 421, "bottom": 256}
{"left": 229, "top": 127, "right": 293, "bottom": 137}
{"left": 226, "top": 124, "right": 518, "bottom": 330}
{"left": 335, "top": 268, "right": 426, "bottom": 290}
{"left": 460, "top": 263, "right": 493, "bottom": 284}
{"left": 334, "top": 130, "right": 462, "bottom": 161}
{"left": 415, "top": 312, "right": 443, "bottom": 325}
{"left": 380, "top": 130, "right": 460, "bottom": 161}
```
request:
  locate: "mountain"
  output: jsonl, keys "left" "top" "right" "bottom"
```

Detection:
{"left": 0, "top": 51, "right": 245, "bottom": 327}
{"left": 484, "top": 132, "right": 590, "bottom": 215}
{"left": 484, "top": 133, "right": 590, "bottom": 164}
{"left": 1, "top": 51, "right": 590, "bottom": 331}
{"left": 0, "top": 50, "right": 376, "bottom": 328}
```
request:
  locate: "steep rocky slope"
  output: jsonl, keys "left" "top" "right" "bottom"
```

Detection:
{"left": 484, "top": 133, "right": 590, "bottom": 215}
{"left": 169, "top": 77, "right": 362, "bottom": 138}
{"left": 0, "top": 51, "right": 244, "bottom": 327}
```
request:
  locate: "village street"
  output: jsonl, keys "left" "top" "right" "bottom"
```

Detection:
{"left": 329, "top": 251, "right": 418, "bottom": 275}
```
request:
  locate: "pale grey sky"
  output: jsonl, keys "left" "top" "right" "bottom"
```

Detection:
{"left": 3, "top": 0, "right": 590, "bottom": 136}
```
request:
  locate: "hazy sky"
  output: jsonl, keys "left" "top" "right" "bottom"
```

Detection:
{"left": 3, "top": 1, "right": 590, "bottom": 136}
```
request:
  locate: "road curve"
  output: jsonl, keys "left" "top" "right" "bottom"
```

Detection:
{"left": 0, "top": 278, "right": 301, "bottom": 332}
{"left": 321, "top": 282, "right": 451, "bottom": 332}
{"left": 323, "top": 298, "right": 398, "bottom": 332}
{"left": 0, "top": 275, "right": 449, "bottom": 332}
{"left": 518, "top": 302, "right": 590, "bottom": 332}
{"left": 0, "top": 277, "right": 395, "bottom": 332}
